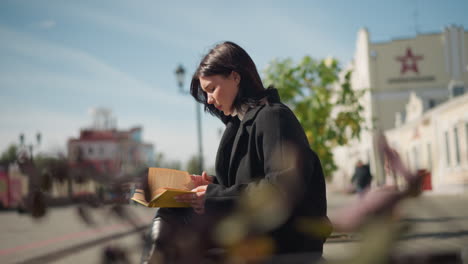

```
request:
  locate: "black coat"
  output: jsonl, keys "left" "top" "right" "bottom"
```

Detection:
{"left": 205, "top": 90, "right": 328, "bottom": 255}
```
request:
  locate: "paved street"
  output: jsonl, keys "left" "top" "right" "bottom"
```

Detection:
{"left": 1, "top": 192, "right": 468, "bottom": 263}
{"left": 0, "top": 205, "right": 155, "bottom": 264}
{"left": 324, "top": 191, "right": 468, "bottom": 263}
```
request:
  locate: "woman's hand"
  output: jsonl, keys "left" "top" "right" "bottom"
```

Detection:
{"left": 190, "top": 171, "right": 214, "bottom": 187}
{"left": 175, "top": 185, "right": 208, "bottom": 214}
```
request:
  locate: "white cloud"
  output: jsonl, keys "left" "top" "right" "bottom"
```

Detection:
{"left": 0, "top": 25, "right": 184, "bottom": 105}
{"left": 37, "top": 19, "right": 56, "bottom": 29}
{"left": 44, "top": 1, "right": 342, "bottom": 62}
{"left": 49, "top": 2, "right": 206, "bottom": 52}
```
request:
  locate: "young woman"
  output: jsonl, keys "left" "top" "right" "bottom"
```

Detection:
{"left": 140, "top": 42, "right": 327, "bottom": 263}
{"left": 174, "top": 41, "right": 329, "bottom": 260}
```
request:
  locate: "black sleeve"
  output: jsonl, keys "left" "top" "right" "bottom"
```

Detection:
{"left": 212, "top": 176, "right": 219, "bottom": 184}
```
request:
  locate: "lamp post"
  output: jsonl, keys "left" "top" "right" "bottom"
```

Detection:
{"left": 19, "top": 132, "right": 43, "bottom": 214}
{"left": 175, "top": 64, "right": 204, "bottom": 172}
{"left": 19, "top": 132, "right": 41, "bottom": 160}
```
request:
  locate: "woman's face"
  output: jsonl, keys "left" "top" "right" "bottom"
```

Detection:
{"left": 199, "top": 72, "right": 240, "bottom": 116}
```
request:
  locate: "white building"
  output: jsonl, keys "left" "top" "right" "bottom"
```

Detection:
{"left": 332, "top": 25, "right": 468, "bottom": 193}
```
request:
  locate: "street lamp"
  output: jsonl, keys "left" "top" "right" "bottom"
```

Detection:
{"left": 175, "top": 64, "right": 204, "bottom": 172}
{"left": 19, "top": 132, "right": 41, "bottom": 160}
{"left": 175, "top": 65, "right": 185, "bottom": 93}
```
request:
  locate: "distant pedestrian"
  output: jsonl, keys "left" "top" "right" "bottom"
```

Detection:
{"left": 351, "top": 160, "right": 372, "bottom": 195}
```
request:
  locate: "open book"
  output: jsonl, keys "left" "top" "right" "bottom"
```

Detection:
{"left": 131, "top": 168, "right": 195, "bottom": 208}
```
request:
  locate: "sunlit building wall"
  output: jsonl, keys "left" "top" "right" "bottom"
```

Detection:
{"left": 386, "top": 93, "right": 468, "bottom": 193}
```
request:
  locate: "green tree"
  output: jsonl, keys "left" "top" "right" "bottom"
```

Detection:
{"left": 0, "top": 144, "right": 18, "bottom": 165}
{"left": 263, "top": 56, "right": 366, "bottom": 179}
{"left": 186, "top": 155, "right": 202, "bottom": 175}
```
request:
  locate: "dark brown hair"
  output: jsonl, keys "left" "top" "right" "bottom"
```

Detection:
{"left": 190, "top": 41, "right": 271, "bottom": 122}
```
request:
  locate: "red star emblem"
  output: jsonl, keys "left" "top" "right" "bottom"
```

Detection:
{"left": 396, "top": 47, "right": 423, "bottom": 74}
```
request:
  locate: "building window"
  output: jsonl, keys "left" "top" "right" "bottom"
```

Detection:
{"left": 75, "top": 146, "right": 84, "bottom": 161}
{"left": 454, "top": 127, "right": 460, "bottom": 166}
{"left": 465, "top": 123, "right": 468, "bottom": 162}
{"left": 88, "top": 146, "right": 93, "bottom": 155}
{"left": 427, "top": 143, "right": 432, "bottom": 170}
{"left": 445, "top": 131, "right": 450, "bottom": 167}
{"left": 466, "top": 123, "right": 468, "bottom": 162}
{"left": 412, "top": 146, "right": 420, "bottom": 170}
{"left": 452, "top": 86, "right": 465, "bottom": 97}
{"left": 406, "top": 151, "right": 411, "bottom": 171}
{"left": 428, "top": 99, "right": 436, "bottom": 109}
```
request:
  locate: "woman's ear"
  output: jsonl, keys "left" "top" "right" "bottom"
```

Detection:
{"left": 232, "top": 71, "right": 241, "bottom": 84}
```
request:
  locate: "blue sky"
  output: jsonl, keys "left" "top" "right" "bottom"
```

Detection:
{"left": 1, "top": 0, "right": 467, "bottom": 169}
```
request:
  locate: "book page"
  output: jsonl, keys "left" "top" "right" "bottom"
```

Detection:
{"left": 131, "top": 189, "right": 149, "bottom": 207}
{"left": 147, "top": 168, "right": 194, "bottom": 198}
